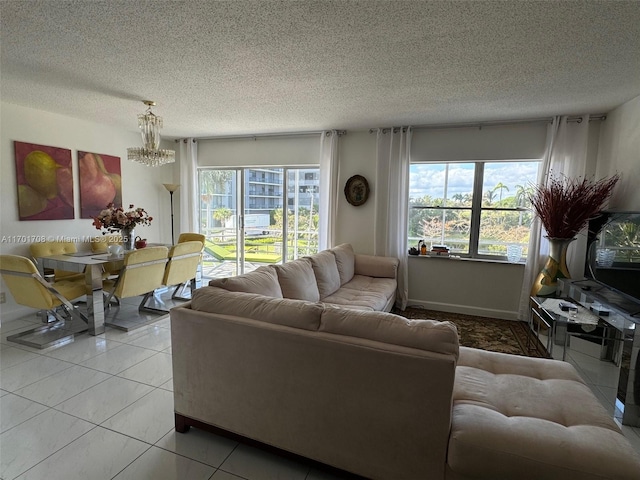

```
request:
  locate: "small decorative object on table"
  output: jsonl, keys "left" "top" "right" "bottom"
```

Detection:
{"left": 135, "top": 236, "right": 147, "bottom": 249}
{"left": 528, "top": 173, "right": 619, "bottom": 297}
{"left": 92, "top": 203, "right": 153, "bottom": 251}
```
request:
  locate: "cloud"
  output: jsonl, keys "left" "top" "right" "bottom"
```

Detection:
{"left": 410, "top": 161, "right": 539, "bottom": 201}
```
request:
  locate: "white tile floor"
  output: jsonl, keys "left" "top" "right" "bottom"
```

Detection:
{"left": 0, "top": 295, "right": 348, "bottom": 480}
{"left": 1, "top": 302, "right": 640, "bottom": 480}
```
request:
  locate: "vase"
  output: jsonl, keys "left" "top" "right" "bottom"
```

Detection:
{"left": 531, "top": 237, "right": 575, "bottom": 297}
{"left": 121, "top": 226, "right": 135, "bottom": 251}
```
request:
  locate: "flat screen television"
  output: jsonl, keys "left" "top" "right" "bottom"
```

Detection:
{"left": 585, "top": 211, "right": 640, "bottom": 316}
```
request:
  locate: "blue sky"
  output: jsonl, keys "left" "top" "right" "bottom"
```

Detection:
{"left": 409, "top": 162, "right": 540, "bottom": 201}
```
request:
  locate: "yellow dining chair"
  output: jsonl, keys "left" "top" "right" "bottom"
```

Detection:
{"left": 177, "top": 232, "right": 206, "bottom": 245}
{"left": 90, "top": 234, "right": 123, "bottom": 279}
{"left": 30, "top": 240, "right": 85, "bottom": 282}
{"left": 163, "top": 241, "right": 204, "bottom": 300}
{"left": 90, "top": 234, "right": 122, "bottom": 254}
{"left": 175, "top": 233, "right": 206, "bottom": 299}
{"left": 102, "top": 246, "right": 169, "bottom": 329}
{"left": 0, "top": 255, "right": 88, "bottom": 348}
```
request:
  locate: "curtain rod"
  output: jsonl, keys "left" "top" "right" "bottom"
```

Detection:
{"left": 373, "top": 114, "right": 607, "bottom": 133}
{"left": 176, "top": 115, "right": 608, "bottom": 142}
{"left": 183, "top": 130, "right": 324, "bottom": 142}
{"left": 567, "top": 114, "right": 607, "bottom": 123}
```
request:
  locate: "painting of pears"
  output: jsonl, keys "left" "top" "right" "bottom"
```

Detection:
{"left": 78, "top": 151, "right": 122, "bottom": 219}
{"left": 14, "top": 141, "right": 75, "bottom": 220}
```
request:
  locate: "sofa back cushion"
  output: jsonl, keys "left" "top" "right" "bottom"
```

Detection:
{"left": 191, "top": 286, "right": 321, "bottom": 331}
{"left": 307, "top": 250, "right": 341, "bottom": 299}
{"left": 273, "top": 258, "right": 320, "bottom": 302}
{"left": 208, "top": 266, "right": 283, "bottom": 298}
{"left": 330, "top": 243, "right": 355, "bottom": 285}
{"left": 320, "top": 306, "right": 459, "bottom": 358}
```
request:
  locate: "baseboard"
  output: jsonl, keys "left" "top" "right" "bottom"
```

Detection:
{"left": 406, "top": 299, "right": 520, "bottom": 321}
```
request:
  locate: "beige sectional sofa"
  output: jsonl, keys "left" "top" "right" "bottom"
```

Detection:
{"left": 208, "top": 243, "right": 399, "bottom": 312}
{"left": 170, "top": 243, "right": 640, "bottom": 479}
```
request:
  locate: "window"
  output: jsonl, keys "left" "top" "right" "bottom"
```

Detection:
{"left": 198, "top": 167, "right": 320, "bottom": 278}
{"left": 408, "top": 161, "right": 540, "bottom": 260}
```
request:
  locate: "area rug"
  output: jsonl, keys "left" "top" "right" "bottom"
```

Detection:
{"left": 393, "top": 306, "right": 549, "bottom": 358}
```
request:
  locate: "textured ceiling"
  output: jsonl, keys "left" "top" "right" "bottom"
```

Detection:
{"left": 2, "top": 0, "right": 640, "bottom": 139}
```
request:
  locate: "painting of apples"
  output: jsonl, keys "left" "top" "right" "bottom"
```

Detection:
{"left": 78, "top": 151, "right": 122, "bottom": 219}
{"left": 14, "top": 141, "right": 74, "bottom": 220}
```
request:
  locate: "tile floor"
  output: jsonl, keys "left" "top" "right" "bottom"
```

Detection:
{"left": 0, "top": 293, "right": 347, "bottom": 480}
{"left": 1, "top": 297, "right": 640, "bottom": 480}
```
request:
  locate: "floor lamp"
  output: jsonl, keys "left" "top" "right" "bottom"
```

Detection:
{"left": 163, "top": 183, "right": 180, "bottom": 244}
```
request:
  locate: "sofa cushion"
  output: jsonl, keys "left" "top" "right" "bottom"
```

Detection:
{"left": 307, "top": 250, "right": 341, "bottom": 299}
{"left": 330, "top": 243, "right": 355, "bottom": 285}
{"left": 273, "top": 258, "right": 320, "bottom": 302}
{"left": 448, "top": 347, "right": 640, "bottom": 479}
{"left": 354, "top": 254, "right": 399, "bottom": 278}
{"left": 322, "top": 275, "right": 396, "bottom": 311}
{"left": 320, "top": 306, "right": 459, "bottom": 357}
{"left": 191, "top": 286, "right": 321, "bottom": 331}
{"left": 208, "top": 266, "right": 283, "bottom": 298}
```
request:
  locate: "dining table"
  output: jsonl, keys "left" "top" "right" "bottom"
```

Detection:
{"left": 37, "top": 252, "right": 125, "bottom": 335}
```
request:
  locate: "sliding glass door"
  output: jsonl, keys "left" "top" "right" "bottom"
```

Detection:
{"left": 198, "top": 167, "right": 319, "bottom": 280}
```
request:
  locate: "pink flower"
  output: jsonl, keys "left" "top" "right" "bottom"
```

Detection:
{"left": 91, "top": 203, "right": 153, "bottom": 234}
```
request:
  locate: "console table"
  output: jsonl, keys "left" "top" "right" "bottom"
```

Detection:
{"left": 557, "top": 278, "right": 640, "bottom": 427}
{"left": 528, "top": 296, "right": 620, "bottom": 363}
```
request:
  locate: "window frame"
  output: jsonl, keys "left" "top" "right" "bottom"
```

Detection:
{"left": 197, "top": 165, "right": 320, "bottom": 276}
{"left": 409, "top": 160, "right": 539, "bottom": 261}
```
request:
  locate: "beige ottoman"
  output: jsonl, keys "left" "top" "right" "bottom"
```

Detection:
{"left": 447, "top": 347, "right": 640, "bottom": 480}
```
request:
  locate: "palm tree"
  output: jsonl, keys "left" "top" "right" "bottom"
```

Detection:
{"left": 494, "top": 182, "right": 509, "bottom": 203}
{"left": 200, "top": 170, "right": 232, "bottom": 197}
{"left": 514, "top": 184, "right": 533, "bottom": 226}
{"left": 484, "top": 189, "right": 497, "bottom": 205}
{"left": 200, "top": 170, "right": 233, "bottom": 237}
{"left": 212, "top": 207, "right": 232, "bottom": 227}
{"left": 514, "top": 184, "right": 532, "bottom": 207}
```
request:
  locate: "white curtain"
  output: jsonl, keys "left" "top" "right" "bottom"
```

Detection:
{"left": 178, "top": 138, "right": 199, "bottom": 235}
{"left": 518, "top": 115, "right": 590, "bottom": 319}
{"left": 374, "top": 127, "right": 412, "bottom": 310}
{"left": 319, "top": 130, "right": 339, "bottom": 250}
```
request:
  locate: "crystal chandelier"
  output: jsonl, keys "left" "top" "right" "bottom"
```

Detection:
{"left": 127, "top": 100, "right": 175, "bottom": 166}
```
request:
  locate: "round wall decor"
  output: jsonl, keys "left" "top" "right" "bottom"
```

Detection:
{"left": 344, "top": 175, "right": 370, "bottom": 206}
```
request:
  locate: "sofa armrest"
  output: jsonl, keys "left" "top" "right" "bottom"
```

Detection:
{"left": 354, "top": 254, "right": 399, "bottom": 278}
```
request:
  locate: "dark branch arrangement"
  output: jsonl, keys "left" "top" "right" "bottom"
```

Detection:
{"left": 528, "top": 173, "right": 620, "bottom": 238}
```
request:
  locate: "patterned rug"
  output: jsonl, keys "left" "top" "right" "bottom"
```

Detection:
{"left": 393, "top": 307, "right": 549, "bottom": 358}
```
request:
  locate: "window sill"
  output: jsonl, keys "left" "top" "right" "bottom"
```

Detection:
{"left": 407, "top": 254, "right": 525, "bottom": 265}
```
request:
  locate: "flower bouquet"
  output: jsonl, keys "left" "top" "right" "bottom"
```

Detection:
{"left": 92, "top": 203, "right": 153, "bottom": 233}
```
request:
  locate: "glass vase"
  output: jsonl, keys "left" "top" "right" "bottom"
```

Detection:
{"left": 121, "top": 226, "right": 135, "bottom": 251}
{"left": 531, "top": 237, "right": 575, "bottom": 297}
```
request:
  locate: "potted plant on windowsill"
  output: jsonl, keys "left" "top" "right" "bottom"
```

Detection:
{"left": 528, "top": 173, "right": 619, "bottom": 297}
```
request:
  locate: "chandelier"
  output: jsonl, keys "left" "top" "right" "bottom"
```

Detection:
{"left": 127, "top": 100, "right": 175, "bottom": 167}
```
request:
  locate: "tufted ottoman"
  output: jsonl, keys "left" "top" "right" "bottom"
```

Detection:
{"left": 447, "top": 347, "right": 640, "bottom": 480}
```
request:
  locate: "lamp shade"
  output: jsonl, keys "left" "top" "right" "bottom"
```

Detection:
{"left": 163, "top": 183, "right": 180, "bottom": 193}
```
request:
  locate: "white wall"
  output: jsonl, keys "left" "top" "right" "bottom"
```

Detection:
{"left": 596, "top": 94, "right": 640, "bottom": 210}
{"left": 0, "top": 102, "right": 174, "bottom": 322}
{"left": 335, "top": 131, "right": 377, "bottom": 254}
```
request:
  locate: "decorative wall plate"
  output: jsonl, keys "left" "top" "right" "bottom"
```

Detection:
{"left": 344, "top": 175, "right": 370, "bottom": 206}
